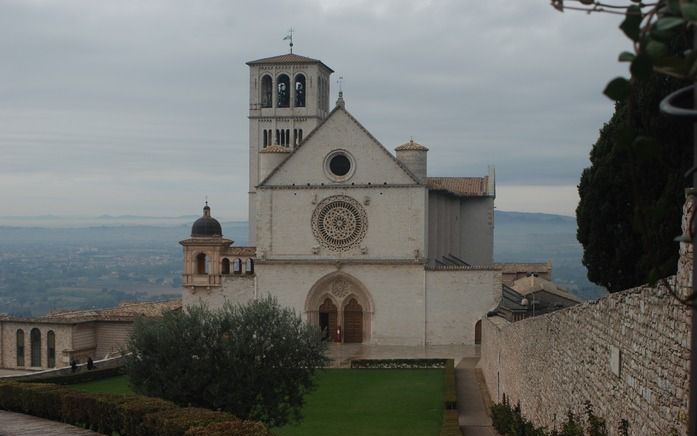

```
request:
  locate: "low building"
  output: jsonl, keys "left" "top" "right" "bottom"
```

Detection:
{"left": 0, "top": 299, "right": 180, "bottom": 371}
{"left": 491, "top": 274, "right": 581, "bottom": 322}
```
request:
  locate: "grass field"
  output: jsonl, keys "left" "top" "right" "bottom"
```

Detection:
{"left": 71, "top": 369, "right": 444, "bottom": 436}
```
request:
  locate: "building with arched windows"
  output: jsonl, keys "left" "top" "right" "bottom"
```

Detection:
{"left": 179, "top": 51, "right": 506, "bottom": 346}
{"left": 0, "top": 299, "right": 180, "bottom": 371}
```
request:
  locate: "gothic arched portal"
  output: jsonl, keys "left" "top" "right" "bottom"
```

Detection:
{"left": 305, "top": 272, "right": 373, "bottom": 343}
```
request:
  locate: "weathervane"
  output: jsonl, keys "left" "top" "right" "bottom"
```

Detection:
{"left": 283, "top": 28, "right": 294, "bottom": 53}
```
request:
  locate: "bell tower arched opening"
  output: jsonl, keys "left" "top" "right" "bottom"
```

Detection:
{"left": 305, "top": 272, "right": 373, "bottom": 343}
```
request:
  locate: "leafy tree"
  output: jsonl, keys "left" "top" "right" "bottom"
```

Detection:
{"left": 125, "top": 296, "right": 329, "bottom": 427}
{"left": 577, "top": 71, "right": 691, "bottom": 292}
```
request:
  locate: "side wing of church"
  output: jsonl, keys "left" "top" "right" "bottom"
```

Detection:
{"left": 180, "top": 52, "right": 500, "bottom": 346}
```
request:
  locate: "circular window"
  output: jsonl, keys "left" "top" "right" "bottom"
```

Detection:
{"left": 329, "top": 154, "right": 351, "bottom": 176}
{"left": 324, "top": 150, "right": 355, "bottom": 182}
{"left": 311, "top": 195, "right": 367, "bottom": 251}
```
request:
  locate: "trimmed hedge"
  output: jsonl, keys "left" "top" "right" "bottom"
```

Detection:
{"left": 443, "top": 359, "right": 457, "bottom": 410}
{"left": 439, "top": 410, "right": 460, "bottom": 436}
{"left": 0, "top": 381, "right": 271, "bottom": 436}
{"left": 350, "top": 358, "right": 448, "bottom": 368}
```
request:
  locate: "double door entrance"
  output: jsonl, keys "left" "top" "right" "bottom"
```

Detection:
{"left": 318, "top": 298, "right": 363, "bottom": 343}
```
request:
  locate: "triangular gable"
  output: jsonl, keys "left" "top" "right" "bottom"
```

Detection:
{"left": 260, "top": 106, "right": 420, "bottom": 187}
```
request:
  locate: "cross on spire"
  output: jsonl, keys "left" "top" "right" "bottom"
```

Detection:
{"left": 283, "top": 28, "right": 294, "bottom": 53}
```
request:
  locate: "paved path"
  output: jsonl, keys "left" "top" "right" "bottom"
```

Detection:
{"left": 0, "top": 410, "right": 103, "bottom": 436}
{"left": 456, "top": 357, "right": 496, "bottom": 436}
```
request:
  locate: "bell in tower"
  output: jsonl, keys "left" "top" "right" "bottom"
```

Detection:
{"left": 245, "top": 50, "right": 334, "bottom": 245}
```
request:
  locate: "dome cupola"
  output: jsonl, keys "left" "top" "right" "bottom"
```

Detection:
{"left": 191, "top": 202, "right": 223, "bottom": 237}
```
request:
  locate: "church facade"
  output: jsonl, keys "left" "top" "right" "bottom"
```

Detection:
{"left": 180, "top": 53, "right": 501, "bottom": 346}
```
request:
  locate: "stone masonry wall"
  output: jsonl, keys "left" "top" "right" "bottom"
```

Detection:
{"left": 480, "top": 195, "right": 694, "bottom": 435}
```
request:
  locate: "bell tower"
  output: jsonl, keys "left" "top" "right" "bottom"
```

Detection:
{"left": 246, "top": 52, "right": 333, "bottom": 244}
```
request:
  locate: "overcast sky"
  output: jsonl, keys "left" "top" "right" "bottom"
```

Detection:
{"left": 0, "top": 0, "right": 628, "bottom": 220}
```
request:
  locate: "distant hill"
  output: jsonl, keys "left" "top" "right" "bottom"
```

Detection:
{"left": 0, "top": 211, "right": 605, "bottom": 304}
{"left": 494, "top": 210, "right": 606, "bottom": 300}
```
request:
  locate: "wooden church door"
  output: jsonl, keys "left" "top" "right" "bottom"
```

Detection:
{"left": 343, "top": 298, "right": 363, "bottom": 343}
{"left": 319, "top": 298, "right": 337, "bottom": 341}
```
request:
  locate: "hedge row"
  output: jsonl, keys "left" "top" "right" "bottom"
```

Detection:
{"left": 439, "top": 410, "right": 460, "bottom": 436}
{"left": 0, "top": 381, "right": 272, "bottom": 436}
{"left": 350, "top": 358, "right": 448, "bottom": 368}
{"left": 443, "top": 359, "right": 456, "bottom": 410}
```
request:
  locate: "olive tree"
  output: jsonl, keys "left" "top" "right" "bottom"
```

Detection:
{"left": 125, "top": 296, "right": 329, "bottom": 427}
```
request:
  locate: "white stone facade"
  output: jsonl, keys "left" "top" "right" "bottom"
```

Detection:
{"left": 181, "top": 52, "right": 498, "bottom": 345}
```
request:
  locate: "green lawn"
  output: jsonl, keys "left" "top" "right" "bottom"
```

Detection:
{"left": 71, "top": 369, "right": 445, "bottom": 436}
{"left": 276, "top": 369, "right": 444, "bottom": 436}
{"left": 71, "top": 375, "right": 133, "bottom": 395}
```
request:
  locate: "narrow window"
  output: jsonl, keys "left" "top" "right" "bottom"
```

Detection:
{"left": 293, "top": 129, "right": 298, "bottom": 146}
{"left": 30, "top": 328, "right": 41, "bottom": 367}
{"left": 286, "top": 129, "right": 290, "bottom": 147}
{"left": 281, "top": 129, "right": 286, "bottom": 146}
{"left": 275, "top": 129, "right": 280, "bottom": 145}
{"left": 47, "top": 330, "right": 55, "bottom": 368}
{"left": 299, "top": 129, "right": 303, "bottom": 143}
{"left": 196, "top": 253, "right": 207, "bottom": 274}
{"left": 261, "top": 75, "right": 273, "bottom": 108}
{"left": 222, "top": 258, "right": 230, "bottom": 275}
{"left": 233, "top": 258, "right": 242, "bottom": 274}
{"left": 246, "top": 258, "right": 254, "bottom": 274}
{"left": 277, "top": 74, "right": 290, "bottom": 107}
{"left": 294, "top": 74, "right": 306, "bottom": 107}
{"left": 263, "top": 130, "right": 268, "bottom": 147}
{"left": 16, "top": 329, "right": 24, "bottom": 367}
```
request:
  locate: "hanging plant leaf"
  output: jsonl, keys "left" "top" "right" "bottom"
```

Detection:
{"left": 604, "top": 77, "right": 630, "bottom": 101}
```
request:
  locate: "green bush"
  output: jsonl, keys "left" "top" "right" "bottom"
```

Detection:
{"left": 184, "top": 420, "right": 274, "bottom": 436}
{"left": 127, "top": 297, "right": 328, "bottom": 427}
{"left": 0, "top": 381, "right": 271, "bottom": 436}
{"left": 143, "top": 407, "right": 237, "bottom": 436}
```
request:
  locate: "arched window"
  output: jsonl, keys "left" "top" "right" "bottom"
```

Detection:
{"left": 294, "top": 74, "right": 306, "bottom": 107}
{"left": 275, "top": 129, "right": 280, "bottom": 145}
{"left": 16, "top": 329, "right": 24, "bottom": 367}
{"left": 293, "top": 129, "right": 298, "bottom": 146}
{"left": 299, "top": 129, "right": 303, "bottom": 143}
{"left": 285, "top": 129, "right": 290, "bottom": 147}
{"left": 30, "top": 328, "right": 41, "bottom": 367}
{"left": 245, "top": 258, "right": 254, "bottom": 274}
{"left": 263, "top": 130, "right": 268, "bottom": 147}
{"left": 261, "top": 75, "right": 273, "bottom": 108}
{"left": 47, "top": 330, "right": 56, "bottom": 368}
{"left": 196, "top": 253, "right": 207, "bottom": 274}
{"left": 222, "top": 258, "right": 230, "bottom": 275}
{"left": 233, "top": 258, "right": 242, "bottom": 274}
{"left": 280, "top": 129, "right": 285, "bottom": 146}
{"left": 277, "top": 74, "right": 290, "bottom": 107}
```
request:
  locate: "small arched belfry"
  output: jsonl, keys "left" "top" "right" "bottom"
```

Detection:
{"left": 180, "top": 203, "right": 256, "bottom": 291}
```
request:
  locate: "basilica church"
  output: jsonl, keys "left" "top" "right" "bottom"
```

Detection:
{"left": 179, "top": 52, "right": 501, "bottom": 346}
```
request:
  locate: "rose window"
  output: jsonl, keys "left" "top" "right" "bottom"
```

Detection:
{"left": 311, "top": 195, "right": 367, "bottom": 251}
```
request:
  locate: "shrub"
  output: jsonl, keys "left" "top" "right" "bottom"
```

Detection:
{"left": 0, "top": 381, "right": 273, "bottom": 436}
{"left": 350, "top": 358, "right": 448, "bottom": 368}
{"left": 142, "top": 407, "right": 237, "bottom": 436}
{"left": 126, "top": 296, "right": 329, "bottom": 427}
{"left": 184, "top": 420, "right": 274, "bottom": 436}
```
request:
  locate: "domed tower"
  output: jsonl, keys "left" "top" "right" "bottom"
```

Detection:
{"left": 179, "top": 203, "right": 232, "bottom": 290}
{"left": 395, "top": 139, "right": 428, "bottom": 182}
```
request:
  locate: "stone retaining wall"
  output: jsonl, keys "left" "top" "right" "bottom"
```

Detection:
{"left": 480, "top": 191, "right": 695, "bottom": 435}
{"left": 480, "top": 280, "right": 690, "bottom": 435}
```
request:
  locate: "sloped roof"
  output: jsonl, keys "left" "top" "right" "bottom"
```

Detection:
{"left": 260, "top": 145, "right": 291, "bottom": 154}
{"left": 258, "top": 103, "right": 421, "bottom": 186}
{"left": 47, "top": 299, "right": 182, "bottom": 320}
{"left": 246, "top": 53, "right": 334, "bottom": 72}
{"left": 224, "top": 246, "right": 257, "bottom": 257}
{"left": 511, "top": 275, "right": 582, "bottom": 303}
{"left": 395, "top": 139, "right": 429, "bottom": 151}
{"left": 426, "top": 177, "right": 490, "bottom": 197}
